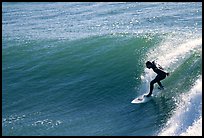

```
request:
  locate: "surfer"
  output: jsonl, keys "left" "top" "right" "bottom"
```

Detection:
{"left": 145, "top": 61, "right": 169, "bottom": 97}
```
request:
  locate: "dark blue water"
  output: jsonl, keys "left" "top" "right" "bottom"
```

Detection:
{"left": 2, "top": 2, "right": 202, "bottom": 136}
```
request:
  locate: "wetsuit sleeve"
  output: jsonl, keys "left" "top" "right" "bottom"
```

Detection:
{"left": 151, "top": 61, "right": 167, "bottom": 76}
{"left": 153, "top": 61, "right": 164, "bottom": 70}
{"left": 152, "top": 61, "right": 157, "bottom": 68}
{"left": 158, "top": 65, "right": 164, "bottom": 70}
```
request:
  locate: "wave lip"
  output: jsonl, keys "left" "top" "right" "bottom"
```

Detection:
{"left": 147, "top": 37, "right": 202, "bottom": 70}
{"left": 158, "top": 77, "right": 202, "bottom": 136}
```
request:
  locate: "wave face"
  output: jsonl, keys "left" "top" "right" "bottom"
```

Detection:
{"left": 2, "top": 2, "right": 202, "bottom": 136}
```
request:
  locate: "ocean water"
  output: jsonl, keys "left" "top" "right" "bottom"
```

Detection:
{"left": 2, "top": 2, "right": 202, "bottom": 136}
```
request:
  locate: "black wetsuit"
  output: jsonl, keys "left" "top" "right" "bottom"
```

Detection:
{"left": 147, "top": 62, "right": 167, "bottom": 97}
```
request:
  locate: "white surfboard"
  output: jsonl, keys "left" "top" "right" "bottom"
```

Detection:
{"left": 131, "top": 94, "right": 152, "bottom": 104}
{"left": 131, "top": 87, "right": 165, "bottom": 104}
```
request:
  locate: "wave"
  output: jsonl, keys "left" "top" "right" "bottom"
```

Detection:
{"left": 137, "top": 34, "right": 202, "bottom": 136}
{"left": 157, "top": 77, "right": 202, "bottom": 136}
{"left": 139, "top": 35, "right": 202, "bottom": 95}
{"left": 2, "top": 32, "right": 202, "bottom": 136}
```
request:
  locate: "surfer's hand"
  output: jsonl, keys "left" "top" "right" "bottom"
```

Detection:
{"left": 166, "top": 73, "right": 170, "bottom": 76}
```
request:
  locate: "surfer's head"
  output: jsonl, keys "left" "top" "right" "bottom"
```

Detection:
{"left": 146, "top": 61, "right": 152, "bottom": 69}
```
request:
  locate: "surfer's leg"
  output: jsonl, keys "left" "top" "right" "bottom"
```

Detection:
{"left": 157, "top": 81, "right": 162, "bottom": 87}
{"left": 157, "top": 75, "right": 166, "bottom": 89}
{"left": 157, "top": 81, "right": 164, "bottom": 89}
{"left": 146, "top": 79, "right": 157, "bottom": 97}
{"left": 146, "top": 75, "right": 165, "bottom": 97}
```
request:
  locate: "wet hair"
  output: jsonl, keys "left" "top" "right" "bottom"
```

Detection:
{"left": 146, "top": 61, "right": 152, "bottom": 66}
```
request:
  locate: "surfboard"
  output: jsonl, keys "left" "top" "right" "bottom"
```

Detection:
{"left": 131, "top": 87, "right": 165, "bottom": 104}
{"left": 131, "top": 94, "right": 152, "bottom": 104}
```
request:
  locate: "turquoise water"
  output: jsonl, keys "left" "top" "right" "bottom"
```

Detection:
{"left": 2, "top": 2, "right": 202, "bottom": 136}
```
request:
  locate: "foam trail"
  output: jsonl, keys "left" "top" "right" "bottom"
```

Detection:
{"left": 158, "top": 76, "right": 202, "bottom": 136}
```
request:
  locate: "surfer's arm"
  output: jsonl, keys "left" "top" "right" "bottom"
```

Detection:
{"left": 152, "top": 61, "right": 164, "bottom": 70}
{"left": 152, "top": 61, "right": 157, "bottom": 68}
{"left": 152, "top": 60, "right": 156, "bottom": 65}
{"left": 158, "top": 65, "right": 164, "bottom": 70}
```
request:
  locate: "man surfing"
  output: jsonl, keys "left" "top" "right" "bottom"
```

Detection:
{"left": 145, "top": 61, "right": 169, "bottom": 97}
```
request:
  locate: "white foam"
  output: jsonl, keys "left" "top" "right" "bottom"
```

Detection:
{"left": 147, "top": 37, "right": 202, "bottom": 71}
{"left": 180, "top": 117, "right": 202, "bottom": 136}
{"left": 158, "top": 77, "right": 202, "bottom": 136}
